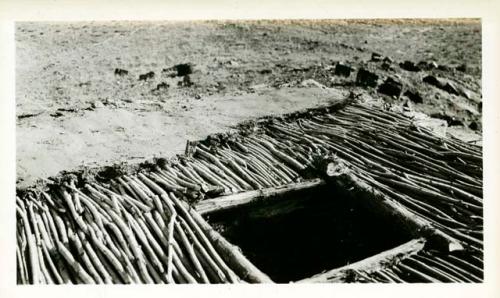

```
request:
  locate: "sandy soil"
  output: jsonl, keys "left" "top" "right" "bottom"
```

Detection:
{"left": 16, "top": 20, "right": 482, "bottom": 189}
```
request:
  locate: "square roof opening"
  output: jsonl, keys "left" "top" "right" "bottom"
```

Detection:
{"left": 204, "top": 184, "right": 415, "bottom": 283}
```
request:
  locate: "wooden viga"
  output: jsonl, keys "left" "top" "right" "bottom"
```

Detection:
{"left": 16, "top": 101, "right": 483, "bottom": 284}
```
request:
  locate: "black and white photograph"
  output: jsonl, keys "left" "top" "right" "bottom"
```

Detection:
{"left": 13, "top": 18, "right": 485, "bottom": 285}
{"left": 1, "top": 1, "right": 500, "bottom": 297}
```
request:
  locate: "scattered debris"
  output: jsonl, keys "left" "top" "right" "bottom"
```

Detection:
{"left": 17, "top": 112, "right": 44, "bottom": 120}
{"left": 422, "top": 75, "right": 442, "bottom": 87}
{"left": 381, "top": 61, "right": 394, "bottom": 71}
{"left": 175, "top": 63, "right": 193, "bottom": 76}
{"left": 424, "top": 75, "right": 461, "bottom": 96}
{"left": 114, "top": 68, "right": 129, "bottom": 76}
{"left": 91, "top": 100, "right": 105, "bottom": 109}
{"left": 356, "top": 68, "right": 379, "bottom": 87}
{"left": 57, "top": 108, "right": 78, "bottom": 113}
{"left": 162, "top": 63, "right": 195, "bottom": 79}
{"left": 178, "top": 75, "right": 193, "bottom": 87}
{"left": 403, "top": 90, "right": 423, "bottom": 104}
{"left": 225, "top": 60, "right": 239, "bottom": 67}
{"left": 403, "top": 98, "right": 413, "bottom": 111}
{"left": 399, "top": 61, "right": 421, "bottom": 72}
{"left": 50, "top": 111, "right": 64, "bottom": 118}
{"left": 429, "top": 61, "right": 439, "bottom": 69}
{"left": 138, "top": 71, "right": 155, "bottom": 81}
{"left": 95, "top": 165, "right": 126, "bottom": 182}
{"left": 417, "top": 61, "right": 438, "bottom": 70}
{"left": 442, "top": 81, "right": 460, "bottom": 96}
{"left": 438, "top": 64, "right": 453, "bottom": 72}
{"left": 458, "top": 85, "right": 472, "bottom": 99}
{"left": 469, "top": 121, "right": 480, "bottom": 131}
{"left": 383, "top": 56, "right": 393, "bottom": 63}
{"left": 162, "top": 63, "right": 194, "bottom": 77}
{"left": 378, "top": 77, "right": 403, "bottom": 98}
{"left": 371, "top": 52, "right": 382, "bottom": 61}
{"left": 456, "top": 64, "right": 467, "bottom": 72}
{"left": 155, "top": 82, "right": 169, "bottom": 91}
{"left": 334, "top": 63, "right": 353, "bottom": 77}
{"left": 155, "top": 157, "right": 169, "bottom": 169}
{"left": 215, "top": 81, "right": 226, "bottom": 90}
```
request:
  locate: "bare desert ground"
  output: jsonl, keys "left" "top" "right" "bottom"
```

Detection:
{"left": 16, "top": 19, "right": 481, "bottom": 189}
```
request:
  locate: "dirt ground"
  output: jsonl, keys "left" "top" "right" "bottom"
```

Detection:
{"left": 16, "top": 19, "right": 482, "bottom": 189}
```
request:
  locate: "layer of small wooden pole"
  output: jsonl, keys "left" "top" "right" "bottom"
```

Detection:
{"left": 16, "top": 179, "right": 251, "bottom": 284}
{"left": 270, "top": 104, "right": 482, "bottom": 253}
{"left": 337, "top": 249, "right": 484, "bottom": 283}
{"left": 16, "top": 102, "right": 483, "bottom": 284}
